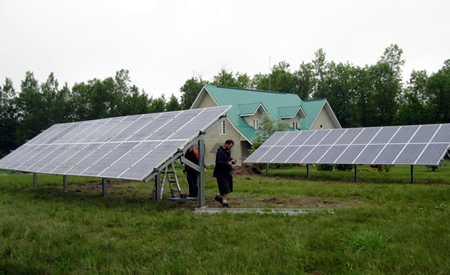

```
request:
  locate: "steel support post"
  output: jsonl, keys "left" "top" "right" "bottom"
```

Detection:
{"left": 33, "top": 173, "right": 37, "bottom": 189}
{"left": 307, "top": 164, "right": 310, "bottom": 179}
{"left": 102, "top": 178, "right": 108, "bottom": 198}
{"left": 198, "top": 139, "right": 206, "bottom": 208}
{"left": 354, "top": 165, "right": 358, "bottom": 181}
{"left": 411, "top": 165, "right": 414, "bottom": 183}
{"left": 155, "top": 172, "right": 162, "bottom": 202}
{"left": 63, "top": 175, "right": 68, "bottom": 193}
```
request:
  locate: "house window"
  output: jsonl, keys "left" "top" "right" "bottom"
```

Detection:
{"left": 219, "top": 120, "right": 226, "bottom": 135}
{"left": 293, "top": 121, "right": 299, "bottom": 130}
{"left": 253, "top": 119, "right": 258, "bottom": 129}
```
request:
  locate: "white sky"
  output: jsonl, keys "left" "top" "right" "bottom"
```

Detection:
{"left": 1, "top": 0, "right": 449, "bottom": 99}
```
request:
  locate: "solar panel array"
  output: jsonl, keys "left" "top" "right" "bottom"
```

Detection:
{"left": 0, "top": 106, "right": 231, "bottom": 181}
{"left": 245, "top": 124, "right": 450, "bottom": 166}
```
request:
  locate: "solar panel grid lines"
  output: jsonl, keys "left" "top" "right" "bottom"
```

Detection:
{"left": 0, "top": 106, "right": 231, "bottom": 181}
{"left": 391, "top": 125, "right": 421, "bottom": 164}
{"left": 27, "top": 143, "right": 67, "bottom": 172}
{"left": 371, "top": 126, "right": 403, "bottom": 164}
{"left": 286, "top": 130, "right": 326, "bottom": 163}
{"left": 316, "top": 129, "right": 348, "bottom": 163}
{"left": 244, "top": 123, "right": 450, "bottom": 166}
{"left": 413, "top": 124, "right": 442, "bottom": 165}
{"left": 297, "top": 130, "right": 334, "bottom": 163}
{"left": 77, "top": 142, "right": 124, "bottom": 176}
{"left": 249, "top": 131, "right": 289, "bottom": 163}
{"left": 351, "top": 127, "right": 383, "bottom": 164}
{"left": 113, "top": 109, "right": 208, "bottom": 179}
{"left": 332, "top": 128, "right": 365, "bottom": 164}
{"left": 48, "top": 143, "right": 91, "bottom": 174}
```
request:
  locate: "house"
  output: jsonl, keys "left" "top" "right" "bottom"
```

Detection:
{"left": 191, "top": 85, "right": 341, "bottom": 165}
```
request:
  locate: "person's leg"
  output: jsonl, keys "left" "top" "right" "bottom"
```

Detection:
{"left": 187, "top": 171, "right": 195, "bottom": 197}
{"left": 191, "top": 172, "right": 198, "bottom": 197}
{"left": 219, "top": 178, "right": 231, "bottom": 207}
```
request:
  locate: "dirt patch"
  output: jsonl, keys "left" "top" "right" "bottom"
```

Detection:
{"left": 259, "top": 197, "right": 341, "bottom": 207}
{"left": 74, "top": 179, "right": 138, "bottom": 192}
{"left": 232, "top": 164, "right": 261, "bottom": 176}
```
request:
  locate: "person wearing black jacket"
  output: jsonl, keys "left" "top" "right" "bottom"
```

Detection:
{"left": 213, "top": 139, "right": 235, "bottom": 208}
{"left": 184, "top": 145, "right": 200, "bottom": 198}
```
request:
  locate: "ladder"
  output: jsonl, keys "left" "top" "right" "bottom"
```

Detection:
{"left": 152, "top": 162, "right": 183, "bottom": 199}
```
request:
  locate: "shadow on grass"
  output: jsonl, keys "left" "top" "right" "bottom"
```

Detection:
{"left": 0, "top": 182, "right": 201, "bottom": 213}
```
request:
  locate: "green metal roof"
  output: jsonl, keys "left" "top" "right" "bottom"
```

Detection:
{"left": 278, "top": 106, "right": 304, "bottom": 118}
{"left": 238, "top": 102, "right": 265, "bottom": 116}
{"left": 204, "top": 85, "right": 303, "bottom": 142}
{"left": 300, "top": 99, "right": 326, "bottom": 130}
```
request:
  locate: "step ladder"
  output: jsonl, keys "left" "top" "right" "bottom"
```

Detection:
{"left": 152, "top": 162, "right": 183, "bottom": 199}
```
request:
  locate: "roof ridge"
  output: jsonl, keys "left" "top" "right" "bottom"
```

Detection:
{"left": 205, "top": 84, "right": 294, "bottom": 95}
{"left": 303, "top": 98, "right": 326, "bottom": 102}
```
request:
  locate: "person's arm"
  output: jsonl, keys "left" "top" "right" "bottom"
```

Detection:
{"left": 215, "top": 149, "right": 229, "bottom": 167}
{"left": 216, "top": 149, "right": 233, "bottom": 167}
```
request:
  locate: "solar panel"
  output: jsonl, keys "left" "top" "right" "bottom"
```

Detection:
{"left": 245, "top": 124, "right": 450, "bottom": 166}
{"left": 0, "top": 106, "right": 231, "bottom": 181}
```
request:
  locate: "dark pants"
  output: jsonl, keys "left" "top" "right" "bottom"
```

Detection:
{"left": 217, "top": 177, "right": 233, "bottom": 195}
{"left": 187, "top": 170, "right": 199, "bottom": 197}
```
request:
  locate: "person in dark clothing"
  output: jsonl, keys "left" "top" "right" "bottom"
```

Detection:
{"left": 184, "top": 145, "right": 200, "bottom": 198}
{"left": 213, "top": 139, "right": 235, "bottom": 208}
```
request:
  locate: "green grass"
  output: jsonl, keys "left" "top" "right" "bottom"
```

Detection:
{"left": 1, "top": 165, "right": 450, "bottom": 274}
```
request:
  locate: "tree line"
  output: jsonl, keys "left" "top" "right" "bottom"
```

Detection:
{"left": 1, "top": 44, "right": 449, "bottom": 158}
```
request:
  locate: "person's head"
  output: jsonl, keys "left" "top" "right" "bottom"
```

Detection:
{"left": 187, "top": 145, "right": 193, "bottom": 152}
{"left": 224, "top": 139, "right": 234, "bottom": 150}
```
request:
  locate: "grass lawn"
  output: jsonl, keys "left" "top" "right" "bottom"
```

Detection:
{"left": 1, "top": 164, "right": 450, "bottom": 274}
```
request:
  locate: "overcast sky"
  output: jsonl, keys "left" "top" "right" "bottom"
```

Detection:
{"left": 1, "top": 0, "right": 449, "bottom": 99}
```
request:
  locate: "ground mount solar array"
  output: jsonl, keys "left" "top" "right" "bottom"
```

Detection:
{"left": 0, "top": 106, "right": 231, "bottom": 181}
{"left": 245, "top": 124, "right": 450, "bottom": 166}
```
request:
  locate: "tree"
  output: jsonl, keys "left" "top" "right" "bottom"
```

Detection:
{"left": 180, "top": 76, "right": 208, "bottom": 109}
{"left": 118, "top": 85, "right": 150, "bottom": 115}
{"left": 368, "top": 62, "right": 401, "bottom": 126}
{"left": 148, "top": 94, "right": 166, "bottom": 113}
{"left": 319, "top": 62, "right": 359, "bottom": 128}
{"left": 165, "top": 94, "right": 180, "bottom": 111}
{"left": 293, "top": 62, "right": 315, "bottom": 100}
{"left": 252, "top": 113, "right": 288, "bottom": 151}
{"left": 426, "top": 60, "right": 450, "bottom": 123}
{"left": 15, "top": 71, "right": 48, "bottom": 145}
{"left": 0, "top": 78, "right": 18, "bottom": 157}
{"left": 394, "top": 70, "right": 431, "bottom": 125}
{"left": 379, "top": 44, "right": 405, "bottom": 81}
{"left": 312, "top": 48, "right": 328, "bottom": 98}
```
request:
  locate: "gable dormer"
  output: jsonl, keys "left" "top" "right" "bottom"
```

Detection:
{"left": 278, "top": 106, "right": 307, "bottom": 130}
{"left": 239, "top": 102, "right": 268, "bottom": 129}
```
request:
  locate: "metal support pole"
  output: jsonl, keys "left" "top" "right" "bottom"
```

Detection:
{"left": 63, "top": 175, "right": 68, "bottom": 193}
{"left": 266, "top": 163, "right": 269, "bottom": 175}
{"left": 198, "top": 139, "right": 206, "bottom": 208}
{"left": 155, "top": 172, "right": 162, "bottom": 202}
{"left": 102, "top": 178, "right": 108, "bottom": 198}
{"left": 411, "top": 165, "right": 414, "bottom": 183}
{"left": 33, "top": 173, "right": 37, "bottom": 189}
{"left": 306, "top": 164, "right": 310, "bottom": 179}
{"left": 354, "top": 165, "right": 358, "bottom": 182}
